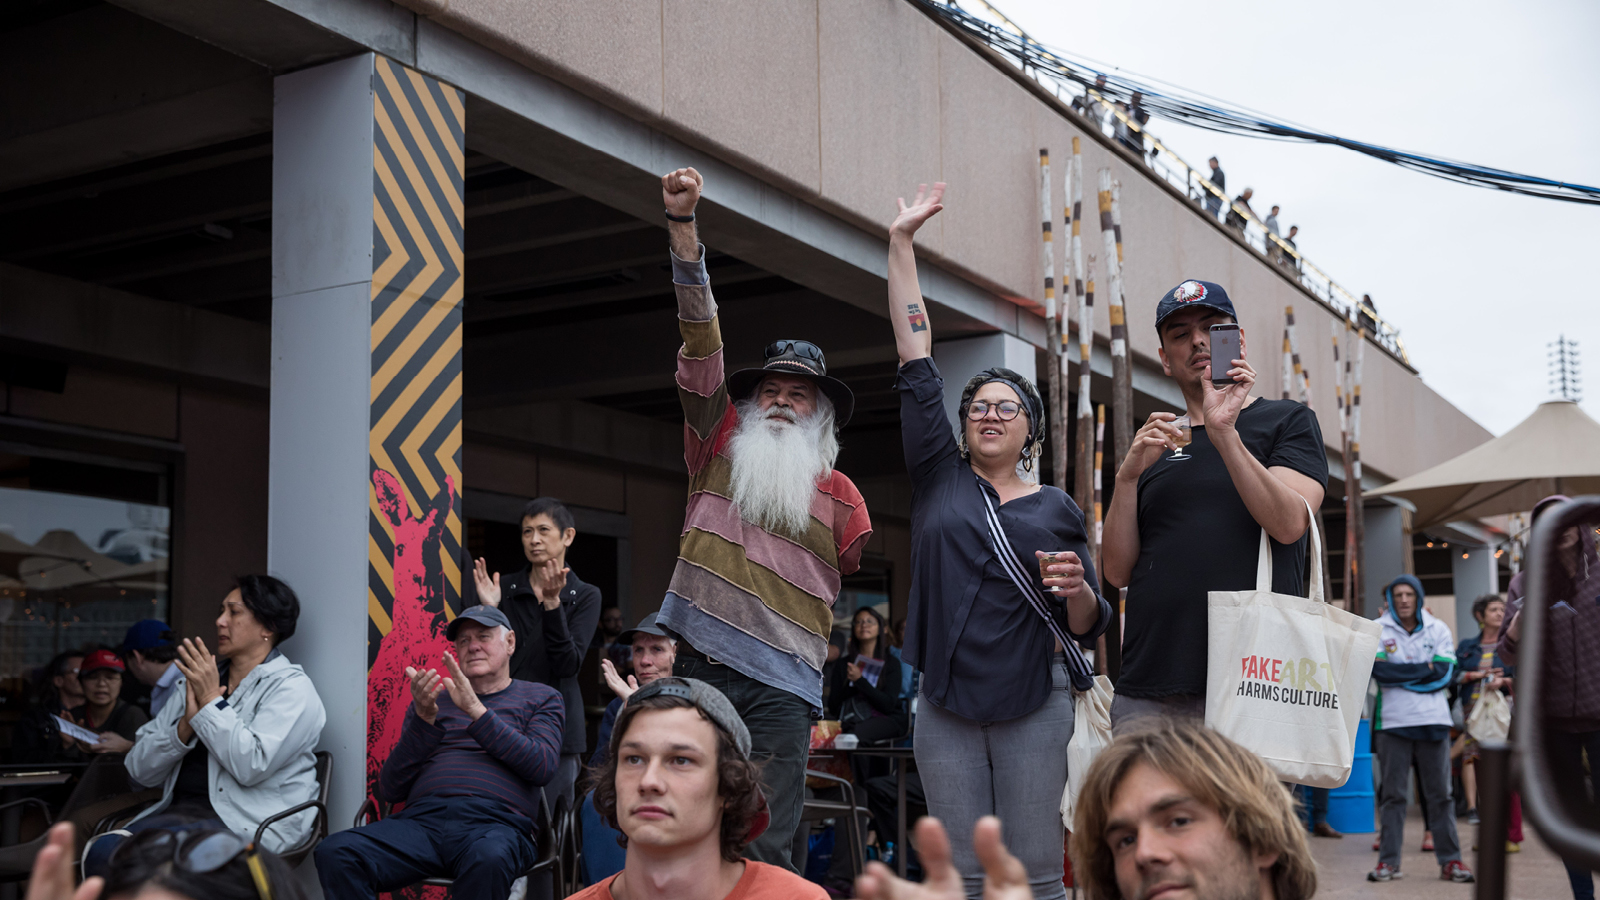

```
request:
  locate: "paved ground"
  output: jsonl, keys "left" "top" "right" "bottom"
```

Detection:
{"left": 1310, "top": 807, "right": 1582, "bottom": 900}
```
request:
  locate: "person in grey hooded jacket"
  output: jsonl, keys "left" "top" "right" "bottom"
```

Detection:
{"left": 85, "top": 576, "right": 326, "bottom": 876}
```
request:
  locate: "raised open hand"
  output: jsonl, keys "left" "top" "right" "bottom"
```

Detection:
{"left": 472, "top": 557, "right": 502, "bottom": 608}
{"left": 891, "top": 182, "right": 946, "bottom": 240}
{"left": 405, "top": 665, "right": 445, "bottom": 724}
{"left": 25, "top": 823, "right": 102, "bottom": 900}
{"left": 662, "top": 166, "right": 703, "bottom": 218}
{"left": 854, "top": 816, "right": 1033, "bottom": 900}
{"left": 601, "top": 658, "right": 639, "bottom": 702}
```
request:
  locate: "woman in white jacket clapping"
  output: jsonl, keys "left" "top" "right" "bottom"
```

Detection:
{"left": 85, "top": 575, "right": 326, "bottom": 876}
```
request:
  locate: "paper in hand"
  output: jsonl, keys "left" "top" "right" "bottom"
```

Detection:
{"left": 854, "top": 655, "right": 884, "bottom": 688}
{"left": 54, "top": 716, "right": 101, "bottom": 746}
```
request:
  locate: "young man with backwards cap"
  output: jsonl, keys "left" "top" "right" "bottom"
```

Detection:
{"left": 656, "top": 167, "right": 873, "bottom": 869}
{"left": 1101, "top": 280, "right": 1328, "bottom": 732}
{"left": 121, "top": 618, "right": 183, "bottom": 717}
{"left": 314, "top": 605, "right": 566, "bottom": 898}
{"left": 572, "top": 676, "right": 826, "bottom": 900}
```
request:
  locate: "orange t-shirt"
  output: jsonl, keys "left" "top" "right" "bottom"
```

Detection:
{"left": 568, "top": 861, "right": 828, "bottom": 900}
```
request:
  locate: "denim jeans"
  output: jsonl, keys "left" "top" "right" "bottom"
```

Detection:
{"left": 674, "top": 655, "right": 813, "bottom": 872}
{"left": 915, "top": 656, "right": 1074, "bottom": 900}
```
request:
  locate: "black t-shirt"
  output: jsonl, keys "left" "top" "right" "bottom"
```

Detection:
{"left": 1119, "top": 398, "right": 1329, "bottom": 698}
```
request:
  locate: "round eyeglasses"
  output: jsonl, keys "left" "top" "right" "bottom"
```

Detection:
{"left": 966, "top": 400, "right": 1023, "bottom": 421}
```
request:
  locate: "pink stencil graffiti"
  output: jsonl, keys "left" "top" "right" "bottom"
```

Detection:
{"left": 366, "top": 470, "right": 456, "bottom": 797}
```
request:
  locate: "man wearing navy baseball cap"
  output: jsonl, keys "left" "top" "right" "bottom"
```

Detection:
{"left": 315, "top": 603, "right": 567, "bottom": 898}
{"left": 122, "top": 619, "right": 182, "bottom": 716}
{"left": 1101, "top": 280, "right": 1329, "bottom": 732}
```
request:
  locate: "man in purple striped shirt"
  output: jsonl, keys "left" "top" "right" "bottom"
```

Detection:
{"left": 315, "top": 606, "right": 565, "bottom": 898}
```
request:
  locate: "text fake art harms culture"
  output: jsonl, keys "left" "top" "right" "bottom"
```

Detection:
{"left": 1235, "top": 654, "right": 1341, "bottom": 709}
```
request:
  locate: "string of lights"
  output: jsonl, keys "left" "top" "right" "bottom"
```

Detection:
{"left": 917, "top": 0, "right": 1600, "bottom": 205}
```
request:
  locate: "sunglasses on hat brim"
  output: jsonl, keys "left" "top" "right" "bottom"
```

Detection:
{"left": 764, "top": 340, "right": 824, "bottom": 364}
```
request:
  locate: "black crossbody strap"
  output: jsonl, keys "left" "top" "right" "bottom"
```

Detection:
{"left": 977, "top": 479, "right": 1096, "bottom": 692}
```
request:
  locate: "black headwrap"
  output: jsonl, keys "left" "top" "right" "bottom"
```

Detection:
{"left": 976, "top": 368, "right": 1044, "bottom": 443}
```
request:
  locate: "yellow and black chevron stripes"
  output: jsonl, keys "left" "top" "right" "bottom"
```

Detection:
{"left": 366, "top": 55, "right": 466, "bottom": 652}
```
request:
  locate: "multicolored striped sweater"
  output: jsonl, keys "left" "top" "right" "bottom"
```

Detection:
{"left": 657, "top": 250, "right": 872, "bottom": 709}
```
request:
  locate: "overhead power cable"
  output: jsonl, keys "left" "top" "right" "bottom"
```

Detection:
{"left": 917, "top": 0, "right": 1600, "bottom": 205}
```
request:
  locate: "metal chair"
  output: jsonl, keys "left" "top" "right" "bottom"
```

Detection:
{"left": 799, "top": 770, "right": 870, "bottom": 878}
{"left": 561, "top": 789, "right": 585, "bottom": 896}
{"left": 354, "top": 789, "right": 561, "bottom": 895}
{"left": 253, "top": 751, "right": 333, "bottom": 867}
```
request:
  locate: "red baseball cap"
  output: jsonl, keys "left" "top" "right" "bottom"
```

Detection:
{"left": 80, "top": 649, "right": 126, "bottom": 675}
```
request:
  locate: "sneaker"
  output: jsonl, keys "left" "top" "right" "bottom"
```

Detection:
{"left": 1506, "top": 842, "right": 1521, "bottom": 854}
{"left": 1441, "top": 861, "right": 1475, "bottom": 883}
{"left": 1466, "top": 808, "right": 1480, "bottom": 825}
{"left": 1312, "top": 821, "right": 1344, "bottom": 839}
{"left": 1367, "top": 863, "right": 1403, "bottom": 882}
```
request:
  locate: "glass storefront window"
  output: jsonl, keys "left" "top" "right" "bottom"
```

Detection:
{"left": 0, "top": 485, "right": 171, "bottom": 681}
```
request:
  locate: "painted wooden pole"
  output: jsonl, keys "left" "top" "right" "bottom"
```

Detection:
{"left": 1287, "top": 306, "right": 1309, "bottom": 405}
{"left": 1071, "top": 140, "right": 1092, "bottom": 514}
{"left": 1350, "top": 327, "right": 1366, "bottom": 614}
{"left": 1282, "top": 324, "right": 1293, "bottom": 400}
{"left": 1340, "top": 322, "right": 1358, "bottom": 611}
{"left": 1093, "top": 403, "right": 1106, "bottom": 561}
{"left": 1099, "top": 169, "right": 1133, "bottom": 475}
{"left": 1077, "top": 255, "right": 1097, "bottom": 515}
{"left": 1040, "top": 149, "right": 1065, "bottom": 488}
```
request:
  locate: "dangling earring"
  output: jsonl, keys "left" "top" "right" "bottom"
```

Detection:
{"left": 1020, "top": 443, "right": 1034, "bottom": 472}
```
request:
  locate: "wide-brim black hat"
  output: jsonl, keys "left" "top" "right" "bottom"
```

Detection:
{"left": 726, "top": 339, "right": 854, "bottom": 428}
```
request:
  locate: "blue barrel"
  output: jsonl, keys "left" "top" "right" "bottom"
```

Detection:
{"left": 1327, "top": 718, "right": 1376, "bottom": 834}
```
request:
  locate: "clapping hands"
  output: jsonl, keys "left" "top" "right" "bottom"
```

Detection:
{"left": 406, "top": 652, "right": 486, "bottom": 725}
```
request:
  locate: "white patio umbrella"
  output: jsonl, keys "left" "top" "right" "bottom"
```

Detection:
{"left": 1364, "top": 399, "right": 1600, "bottom": 529}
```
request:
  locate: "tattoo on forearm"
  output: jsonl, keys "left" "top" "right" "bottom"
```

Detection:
{"left": 907, "top": 303, "right": 929, "bottom": 333}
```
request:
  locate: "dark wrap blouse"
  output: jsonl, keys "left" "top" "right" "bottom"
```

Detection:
{"left": 896, "top": 357, "right": 1111, "bottom": 721}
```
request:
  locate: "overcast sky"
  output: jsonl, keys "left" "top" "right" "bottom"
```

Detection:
{"left": 989, "top": 0, "right": 1599, "bottom": 436}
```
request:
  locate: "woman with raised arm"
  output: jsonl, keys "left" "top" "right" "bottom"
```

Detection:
{"left": 887, "top": 184, "right": 1111, "bottom": 900}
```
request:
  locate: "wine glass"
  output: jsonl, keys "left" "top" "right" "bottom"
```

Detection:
{"left": 1170, "top": 415, "right": 1193, "bottom": 460}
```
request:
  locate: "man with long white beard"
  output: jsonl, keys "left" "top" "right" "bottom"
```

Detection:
{"left": 657, "top": 166, "right": 873, "bottom": 871}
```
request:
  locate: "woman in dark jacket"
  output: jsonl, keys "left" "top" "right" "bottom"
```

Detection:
{"left": 1454, "top": 594, "right": 1515, "bottom": 837}
{"left": 827, "top": 607, "right": 905, "bottom": 743}
{"left": 883, "top": 183, "right": 1111, "bottom": 900}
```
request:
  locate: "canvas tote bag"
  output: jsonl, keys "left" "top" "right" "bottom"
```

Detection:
{"left": 1466, "top": 685, "right": 1511, "bottom": 744}
{"left": 1204, "top": 497, "right": 1381, "bottom": 788}
{"left": 974, "top": 481, "right": 1114, "bottom": 826}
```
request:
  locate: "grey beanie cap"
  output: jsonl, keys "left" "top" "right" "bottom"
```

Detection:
{"left": 620, "top": 677, "right": 752, "bottom": 760}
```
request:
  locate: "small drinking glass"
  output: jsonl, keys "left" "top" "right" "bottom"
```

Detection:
{"left": 1170, "top": 415, "right": 1193, "bottom": 460}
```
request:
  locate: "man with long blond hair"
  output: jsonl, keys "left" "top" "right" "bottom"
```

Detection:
{"left": 1070, "top": 722, "right": 1317, "bottom": 900}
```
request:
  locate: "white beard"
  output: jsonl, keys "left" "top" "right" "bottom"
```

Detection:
{"left": 727, "top": 398, "right": 838, "bottom": 538}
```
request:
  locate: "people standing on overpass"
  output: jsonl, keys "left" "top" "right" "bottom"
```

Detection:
{"left": 884, "top": 181, "right": 1111, "bottom": 900}
{"left": 1224, "top": 187, "right": 1255, "bottom": 232}
{"left": 1204, "top": 157, "right": 1226, "bottom": 218}
{"left": 1101, "top": 280, "right": 1327, "bottom": 732}
{"left": 1263, "top": 205, "right": 1282, "bottom": 262}
{"left": 653, "top": 166, "right": 873, "bottom": 871}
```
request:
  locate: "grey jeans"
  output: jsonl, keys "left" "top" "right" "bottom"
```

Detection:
{"left": 915, "top": 657, "right": 1073, "bottom": 900}
{"left": 1375, "top": 730, "right": 1460, "bottom": 869}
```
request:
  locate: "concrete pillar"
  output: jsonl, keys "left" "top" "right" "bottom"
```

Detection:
{"left": 270, "top": 53, "right": 465, "bottom": 838}
{"left": 1362, "top": 504, "right": 1406, "bottom": 620}
{"left": 932, "top": 333, "right": 1039, "bottom": 430}
{"left": 1453, "top": 544, "right": 1496, "bottom": 637}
